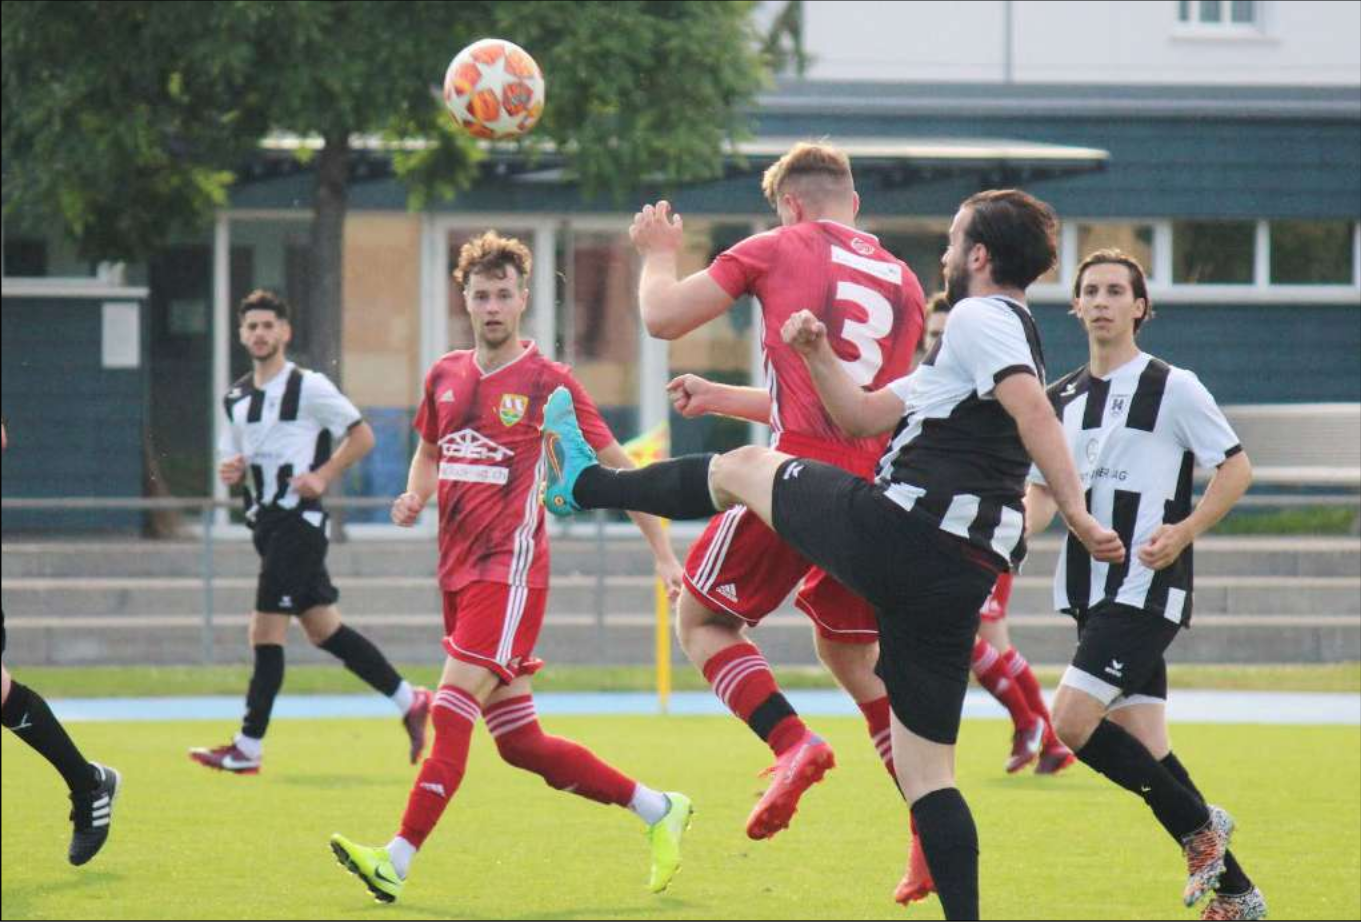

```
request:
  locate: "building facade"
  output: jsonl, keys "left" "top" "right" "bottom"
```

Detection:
{"left": 3, "top": 0, "right": 1358, "bottom": 526}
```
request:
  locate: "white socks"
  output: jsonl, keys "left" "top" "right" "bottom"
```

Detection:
{"left": 386, "top": 836, "right": 417, "bottom": 879}
{"left": 391, "top": 680, "right": 415, "bottom": 715}
{"left": 233, "top": 733, "right": 263, "bottom": 759}
{"left": 628, "top": 785, "right": 671, "bottom": 826}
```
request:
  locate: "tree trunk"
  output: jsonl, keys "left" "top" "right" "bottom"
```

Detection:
{"left": 309, "top": 132, "right": 349, "bottom": 384}
{"left": 311, "top": 132, "right": 350, "bottom": 540}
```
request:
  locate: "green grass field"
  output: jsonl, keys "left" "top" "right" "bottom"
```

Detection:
{"left": 3, "top": 714, "right": 1358, "bottom": 920}
{"left": 15, "top": 661, "right": 1361, "bottom": 697}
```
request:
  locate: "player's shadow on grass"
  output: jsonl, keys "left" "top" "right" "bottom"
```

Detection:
{"left": 1, "top": 869, "right": 124, "bottom": 918}
{"left": 276, "top": 773, "right": 396, "bottom": 790}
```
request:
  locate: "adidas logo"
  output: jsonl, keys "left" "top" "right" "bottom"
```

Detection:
{"left": 420, "top": 782, "right": 447, "bottom": 798}
{"left": 439, "top": 389, "right": 455, "bottom": 403}
{"left": 715, "top": 583, "right": 739, "bottom": 603}
{"left": 279, "top": 595, "right": 294, "bottom": 610}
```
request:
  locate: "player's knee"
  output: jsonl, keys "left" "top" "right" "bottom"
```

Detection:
{"left": 493, "top": 724, "right": 545, "bottom": 770}
{"left": 708, "top": 445, "right": 764, "bottom": 507}
{"left": 1052, "top": 704, "right": 1097, "bottom": 750}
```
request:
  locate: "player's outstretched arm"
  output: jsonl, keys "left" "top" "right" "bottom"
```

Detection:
{"left": 667, "top": 374, "right": 772, "bottom": 423}
{"left": 995, "top": 374, "right": 1124, "bottom": 564}
{"left": 782, "top": 309, "right": 904, "bottom": 437}
{"left": 631, "top": 200, "right": 735, "bottom": 340}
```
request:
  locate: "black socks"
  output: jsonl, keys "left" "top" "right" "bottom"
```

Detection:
{"left": 3, "top": 681, "right": 97, "bottom": 793}
{"left": 912, "top": 787, "right": 980, "bottom": 921}
{"left": 319, "top": 625, "right": 403, "bottom": 697}
{"left": 573, "top": 454, "right": 719, "bottom": 521}
{"left": 241, "top": 643, "right": 285, "bottom": 740}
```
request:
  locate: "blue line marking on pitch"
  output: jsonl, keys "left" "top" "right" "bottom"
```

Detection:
{"left": 48, "top": 689, "right": 1361, "bottom": 725}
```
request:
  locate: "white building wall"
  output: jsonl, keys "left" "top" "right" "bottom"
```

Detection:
{"left": 797, "top": 0, "right": 1361, "bottom": 86}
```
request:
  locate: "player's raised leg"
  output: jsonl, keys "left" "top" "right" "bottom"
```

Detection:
{"left": 544, "top": 386, "right": 722, "bottom": 521}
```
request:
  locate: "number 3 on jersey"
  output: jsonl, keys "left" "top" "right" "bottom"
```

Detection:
{"left": 830, "top": 244, "right": 902, "bottom": 386}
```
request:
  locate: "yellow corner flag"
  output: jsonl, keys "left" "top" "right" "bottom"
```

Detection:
{"left": 622, "top": 421, "right": 669, "bottom": 468}
{"left": 622, "top": 422, "right": 673, "bottom": 713}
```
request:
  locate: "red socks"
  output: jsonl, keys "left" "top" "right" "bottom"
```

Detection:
{"left": 972, "top": 638, "right": 1036, "bottom": 731}
{"left": 398, "top": 685, "right": 479, "bottom": 848}
{"left": 702, "top": 642, "right": 807, "bottom": 755}
{"left": 857, "top": 695, "right": 896, "bottom": 780}
{"left": 1000, "top": 645, "right": 1059, "bottom": 748}
{"left": 484, "top": 695, "right": 636, "bottom": 807}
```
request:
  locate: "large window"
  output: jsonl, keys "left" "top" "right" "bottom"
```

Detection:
{"left": 564, "top": 229, "right": 641, "bottom": 434}
{"left": 871, "top": 224, "right": 949, "bottom": 296}
{"left": 1172, "top": 221, "right": 1255, "bottom": 284}
{"left": 1178, "top": 0, "right": 1258, "bottom": 26}
{"left": 668, "top": 222, "right": 756, "bottom": 456}
{"left": 1077, "top": 223, "right": 1156, "bottom": 280}
{"left": 1270, "top": 220, "right": 1354, "bottom": 285}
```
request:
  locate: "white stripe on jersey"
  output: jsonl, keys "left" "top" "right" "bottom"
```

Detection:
{"left": 831, "top": 244, "right": 903, "bottom": 284}
{"left": 939, "top": 494, "right": 981, "bottom": 542}
{"left": 497, "top": 451, "right": 547, "bottom": 664}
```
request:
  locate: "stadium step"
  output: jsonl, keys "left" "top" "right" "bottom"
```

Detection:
{"left": 2, "top": 533, "right": 1357, "bottom": 666}
{"left": 3, "top": 534, "right": 1358, "bottom": 579}
{"left": 2, "top": 574, "right": 1355, "bottom": 618}
{"left": 4, "top": 610, "right": 1357, "bottom": 668}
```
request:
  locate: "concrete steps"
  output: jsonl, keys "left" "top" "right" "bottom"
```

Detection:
{"left": 3, "top": 535, "right": 1358, "bottom": 666}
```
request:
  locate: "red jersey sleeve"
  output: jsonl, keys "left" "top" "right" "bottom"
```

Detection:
{"left": 706, "top": 229, "right": 782, "bottom": 299}
{"left": 414, "top": 367, "right": 439, "bottom": 444}
{"left": 562, "top": 373, "right": 615, "bottom": 451}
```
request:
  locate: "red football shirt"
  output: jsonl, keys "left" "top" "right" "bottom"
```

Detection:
{"left": 414, "top": 342, "right": 614, "bottom": 592}
{"left": 708, "top": 220, "right": 924, "bottom": 459}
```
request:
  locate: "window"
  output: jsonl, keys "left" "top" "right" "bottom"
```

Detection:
{"left": 1172, "top": 221, "right": 1255, "bottom": 284}
{"left": 565, "top": 230, "right": 641, "bottom": 430}
{"left": 871, "top": 225, "right": 949, "bottom": 296}
{"left": 1179, "top": 0, "right": 1257, "bottom": 25}
{"left": 1270, "top": 221, "right": 1354, "bottom": 285}
{"left": 1077, "top": 224, "right": 1156, "bottom": 280}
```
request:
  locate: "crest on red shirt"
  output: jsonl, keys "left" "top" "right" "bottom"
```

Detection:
{"left": 498, "top": 393, "right": 529, "bottom": 427}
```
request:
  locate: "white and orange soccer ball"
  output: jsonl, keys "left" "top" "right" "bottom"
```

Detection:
{"left": 442, "top": 38, "right": 545, "bottom": 140}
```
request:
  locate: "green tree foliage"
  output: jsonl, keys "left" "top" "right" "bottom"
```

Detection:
{"left": 3, "top": 0, "right": 767, "bottom": 379}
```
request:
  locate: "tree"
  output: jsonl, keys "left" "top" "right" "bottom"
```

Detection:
{"left": 3, "top": 0, "right": 768, "bottom": 382}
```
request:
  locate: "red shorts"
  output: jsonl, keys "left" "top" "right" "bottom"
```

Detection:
{"left": 979, "top": 571, "right": 1014, "bottom": 623}
{"left": 441, "top": 581, "right": 547, "bottom": 684}
{"left": 682, "top": 434, "right": 880, "bottom": 644}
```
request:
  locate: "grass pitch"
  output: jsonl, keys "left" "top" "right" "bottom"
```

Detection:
{"left": 3, "top": 715, "right": 1359, "bottom": 920}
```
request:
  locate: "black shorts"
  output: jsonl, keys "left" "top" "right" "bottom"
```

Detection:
{"left": 771, "top": 458, "right": 998, "bottom": 745}
{"left": 251, "top": 510, "right": 339, "bottom": 615}
{"left": 1063, "top": 602, "right": 1182, "bottom": 707}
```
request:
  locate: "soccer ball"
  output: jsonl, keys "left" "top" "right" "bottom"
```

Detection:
{"left": 442, "top": 38, "right": 545, "bottom": 140}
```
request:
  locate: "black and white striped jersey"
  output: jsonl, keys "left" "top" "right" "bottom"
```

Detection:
{"left": 219, "top": 362, "right": 363, "bottom": 523}
{"left": 876, "top": 295, "right": 1046, "bottom": 570}
{"left": 1031, "top": 352, "right": 1241, "bottom": 625}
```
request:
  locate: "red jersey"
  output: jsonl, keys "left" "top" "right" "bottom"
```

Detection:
{"left": 708, "top": 220, "right": 924, "bottom": 460}
{"left": 414, "top": 342, "right": 614, "bottom": 592}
